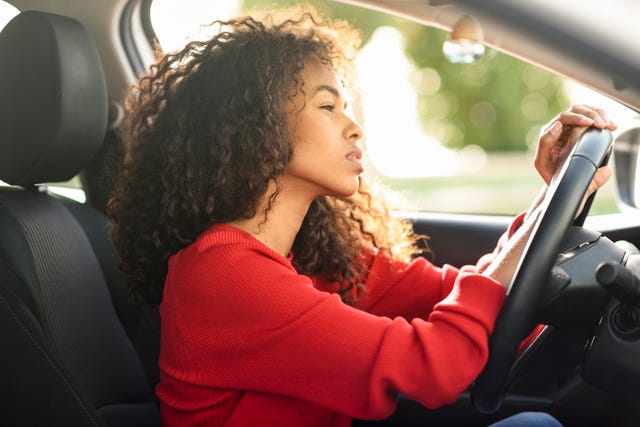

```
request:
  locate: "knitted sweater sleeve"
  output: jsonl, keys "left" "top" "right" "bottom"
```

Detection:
{"left": 315, "top": 212, "right": 526, "bottom": 320}
{"left": 160, "top": 234, "right": 507, "bottom": 420}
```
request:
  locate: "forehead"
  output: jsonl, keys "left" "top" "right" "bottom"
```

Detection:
{"left": 301, "top": 57, "right": 343, "bottom": 94}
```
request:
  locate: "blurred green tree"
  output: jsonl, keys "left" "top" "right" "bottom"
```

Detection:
{"left": 242, "top": 0, "right": 568, "bottom": 152}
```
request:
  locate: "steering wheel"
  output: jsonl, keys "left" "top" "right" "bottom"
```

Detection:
{"left": 471, "top": 127, "right": 613, "bottom": 413}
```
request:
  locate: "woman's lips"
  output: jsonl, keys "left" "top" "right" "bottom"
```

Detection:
{"left": 346, "top": 149, "right": 364, "bottom": 172}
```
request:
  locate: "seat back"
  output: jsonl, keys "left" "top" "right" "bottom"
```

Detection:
{"left": 0, "top": 11, "right": 159, "bottom": 426}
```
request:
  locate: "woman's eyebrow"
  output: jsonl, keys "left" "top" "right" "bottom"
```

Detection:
{"left": 312, "top": 84, "right": 348, "bottom": 108}
{"left": 312, "top": 84, "right": 340, "bottom": 98}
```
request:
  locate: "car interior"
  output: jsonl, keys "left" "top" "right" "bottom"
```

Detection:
{"left": 1, "top": 0, "right": 640, "bottom": 426}
{"left": 0, "top": 9, "right": 160, "bottom": 427}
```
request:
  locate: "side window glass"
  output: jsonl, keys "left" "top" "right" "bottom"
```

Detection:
{"left": 148, "top": 0, "right": 635, "bottom": 215}
{"left": 0, "top": 1, "right": 18, "bottom": 30}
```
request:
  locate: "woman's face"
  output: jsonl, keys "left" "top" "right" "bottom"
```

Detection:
{"left": 283, "top": 57, "right": 364, "bottom": 200}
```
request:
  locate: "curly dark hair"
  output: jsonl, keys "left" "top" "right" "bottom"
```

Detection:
{"left": 108, "top": 6, "right": 425, "bottom": 307}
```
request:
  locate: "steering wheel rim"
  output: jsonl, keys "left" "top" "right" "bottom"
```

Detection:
{"left": 471, "top": 127, "right": 613, "bottom": 413}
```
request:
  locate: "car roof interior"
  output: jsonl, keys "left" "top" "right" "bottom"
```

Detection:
{"left": 8, "top": 0, "right": 640, "bottom": 114}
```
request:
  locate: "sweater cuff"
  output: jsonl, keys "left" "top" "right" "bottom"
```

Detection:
{"left": 440, "top": 264, "right": 460, "bottom": 298}
{"left": 434, "top": 273, "right": 506, "bottom": 334}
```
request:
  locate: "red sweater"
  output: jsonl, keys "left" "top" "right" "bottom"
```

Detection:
{"left": 157, "top": 218, "right": 522, "bottom": 426}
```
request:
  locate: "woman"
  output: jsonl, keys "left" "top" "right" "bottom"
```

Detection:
{"left": 108, "top": 6, "right": 615, "bottom": 427}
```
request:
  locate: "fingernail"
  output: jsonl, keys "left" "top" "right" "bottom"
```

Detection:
{"left": 595, "top": 118, "right": 606, "bottom": 127}
{"left": 549, "top": 121, "right": 562, "bottom": 136}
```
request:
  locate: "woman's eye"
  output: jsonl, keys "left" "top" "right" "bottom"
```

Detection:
{"left": 321, "top": 104, "right": 336, "bottom": 112}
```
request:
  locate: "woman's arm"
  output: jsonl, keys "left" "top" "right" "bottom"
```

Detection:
{"left": 354, "top": 105, "right": 617, "bottom": 317}
{"left": 160, "top": 243, "right": 506, "bottom": 419}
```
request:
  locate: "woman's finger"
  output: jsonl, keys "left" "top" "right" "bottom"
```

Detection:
{"left": 587, "top": 165, "right": 613, "bottom": 196}
{"left": 544, "top": 105, "right": 618, "bottom": 131}
{"left": 557, "top": 110, "right": 600, "bottom": 127}
{"left": 569, "top": 104, "right": 618, "bottom": 130}
{"left": 576, "top": 165, "right": 613, "bottom": 218}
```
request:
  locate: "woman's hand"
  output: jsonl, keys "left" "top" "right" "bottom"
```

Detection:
{"left": 535, "top": 104, "right": 617, "bottom": 185}
{"left": 527, "top": 105, "right": 617, "bottom": 219}
{"left": 491, "top": 105, "right": 619, "bottom": 287}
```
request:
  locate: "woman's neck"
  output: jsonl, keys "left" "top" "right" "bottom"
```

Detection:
{"left": 227, "top": 182, "right": 313, "bottom": 257}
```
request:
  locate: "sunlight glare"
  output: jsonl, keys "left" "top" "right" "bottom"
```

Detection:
{"left": 0, "top": 1, "right": 19, "bottom": 30}
{"left": 150, "top": 0, "right": 240, "bottom": 53}
{"left": 357, "top": 27, "right": 464, "bottom": 178}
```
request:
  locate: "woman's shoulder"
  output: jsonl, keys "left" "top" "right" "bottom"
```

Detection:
{"left": 195, "top": 223, "right": 263, "bottom": 251}
{"left": 171, "top": 223, "right": 294, "bottom": 274}
{"left": 164, "top": 223, "right": 316, "bottom": 305}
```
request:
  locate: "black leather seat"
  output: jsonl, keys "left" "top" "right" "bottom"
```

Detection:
{"left": 0, "top": 11, "right": 160, "bottom": 426}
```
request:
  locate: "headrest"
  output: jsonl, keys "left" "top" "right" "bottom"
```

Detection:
{"left": 0, "top": 10, "right": 108, "bottom": 187}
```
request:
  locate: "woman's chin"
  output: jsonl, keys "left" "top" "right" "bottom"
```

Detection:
{"left": 328, "top": 183, "right": 360, "bottom": 198}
